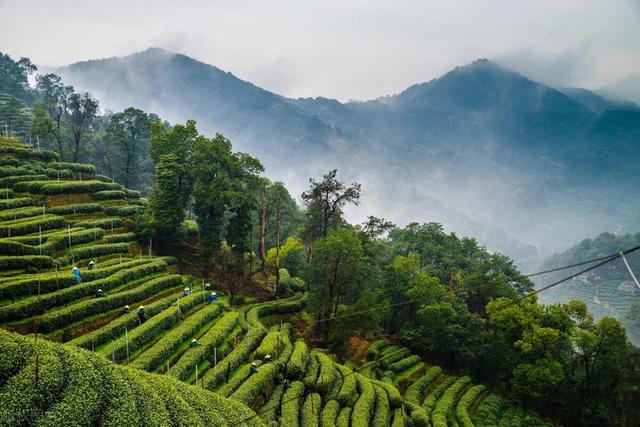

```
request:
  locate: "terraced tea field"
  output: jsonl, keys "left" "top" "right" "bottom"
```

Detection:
{"left": 0, "top": 136, "right": 550, "bottom": 426}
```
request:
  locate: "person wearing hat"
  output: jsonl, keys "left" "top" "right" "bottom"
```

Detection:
{"left": 71, "top": 266, "right": 82, "bottom": 284}
{"left": 209, "top": 291, "right": 218, "bottom": 304}
{"left": 88, "top": 260, "right": 95, "bottom": 270}
{"left": 137, "top": 305, "right": 147, "bottom": 323}
{"left": 189, "top": 338, "right": 202, "bottom": 348}
{"left": 123, "top": 304, "right": 131, "bottom": 314}
{"left": 263, "top": 353, "right": 272, "bottom": 363}
{"left": 283, "top": 378, "right": 291, "bottom": 390}
{"left": 183, "top": 287, "right": 190, "bottom": 297}
{"left": 95, "top": 288, "right": 107, "bottom": 298}
{"left": 249, "top": 362, "right": 258, "bottom": 375}
{"left": 204, "top": 283, "right": 211, "bottom": 290}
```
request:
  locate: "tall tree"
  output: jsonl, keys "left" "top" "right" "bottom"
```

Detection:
{"left": 302, "top": 169, "right": 361, "bottom": 258}
{"left": 0, "top": 53, "right": 36, "bottom": 101}
{"left": 104, "top": 107, "right": 151, "bottom": 188}
{"left": 305, "top": 228, "right": 369, "bottom": 339}
{"left": 150, "top": 154, "right": 184, "bottom": 246}
{"left": 67, "top": 91, "right": 98, "bottom": 162}
{"left": 32, "top": 73, "right": 73, "bottom": 156}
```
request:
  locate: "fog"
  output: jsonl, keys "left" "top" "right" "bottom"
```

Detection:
{"left": 1, "top": 0, "right": 640, "bottom": 101}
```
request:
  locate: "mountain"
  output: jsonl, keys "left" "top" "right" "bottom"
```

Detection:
{"left": 601, "top": 72, "right": 640, "bottom": 105}
{"left": 54, "top": 50, "right": 640, "bottom": 268}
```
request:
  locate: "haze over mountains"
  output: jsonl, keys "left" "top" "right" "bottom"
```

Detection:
{"left": 53, "top": 48, "right": 640, "bottom": 268}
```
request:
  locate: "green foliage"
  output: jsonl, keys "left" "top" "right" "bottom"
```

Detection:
{"left": 0, "top": 214, "right": 66, "bottom": 237}
{"left": 404, "top": 366, "right": 442, "bottom": 404}
{"left": 423, "top": 376, "right": 457, "bottom": 415}
{"left": 372, "top": 384, "right": 390, "bottom": 427}
{"left": 336, "top": 363, "right": 358, "bottom": 407}
{"left": 0, "top": 258, "right": 172, "bottom": 321}
{"left": 104, "top": 204, "right": 144, "bottom": 217}
{"left": 315, "top": 351, "right": 341, "bottom": 396}
{"left": 288, "top": 339, "right": 310, "bottom": 380}
{"left": 431, "top": 376, "right": 472, "bottom": 427}
{"left": 105, "top": 291, "right": 206, "bottom": 362}
{"left": 473, "top": 394, "right": 503, "bottom": 427}
{"left": 75, "top": 217, "right": 123, "bottom": 229}
{"left": 0, "top": 197, "right": 32, "bottom": 210}
{"left": 336, "top": 407, "right": 352, "bottom": 427}
{"left": 388, "top": 355, "right": 421, "bottom": 373}
{"left": 321, "top": 400, "right": 341, "bottom": 427}
{"left": 0, "top": 330, "right": 264, "bottom": 426}
{"left": 94, "top": 190, "right": 126, "bottom": 200}
{"left": 351, "top": 373, "right": 375, "bottom": 426}
{"left": 260, "top": 384, "right": 284, "bottom": 424}
{"left": 170, "top": 312, "right": 239, "bottom": 381}
{"left": 105, "top": 232, "right": 136, "bottom": 243}
{"left": 0, "top": 255, "right": 52, "bottom": 270}
{"left": 230, "top": 362, "right": 279, "bottom": 406}
{"left": 367, "top": 339, "right": 391, "bottom": 358}
{"left": 301, "top": 392, "right": 322, "bottom": 427}
{"left": 131, "top": 302, "right": 224, "bottom": 371}
{"left": 47, "top": 203, "right": 102, "bottom": 215}
{"left": 37, "top": 275, "right": 184, "bottom": 333}
{"left": 64, "top": 242, "right": 130, "bottom": 263}
{"left": 455, "top": 384, "right": 486, "bottom": 427}
{"left": 280, "top": 380, "right": 305, "bottom": 426}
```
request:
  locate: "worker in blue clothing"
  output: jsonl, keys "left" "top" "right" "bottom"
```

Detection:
{"left": 209, "top": 291, "right": 218, "bottom": 304}
{"left": 71, "top": 266, "right": 81, "bottom": 284}
{"left": 88, "top": 260, "right": 95, "bottom": 270}
{"left": 95, "top": 288, "right": 107, "bottom": 298}
{"left": 189, "top": 338, "right": 202, "bottom": 348}
{"left": 183, "top": 287, "right": 190, "bottom": 297}
{"left": 123, "top": 304, "right": 131, "bottom": 314}
{"left": 249, "top": 362, "right": 258, "bottom": 375}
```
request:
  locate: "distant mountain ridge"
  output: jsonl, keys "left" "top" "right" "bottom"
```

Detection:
{"left": 53, "top": 48, "right": 640, "bottom": 268}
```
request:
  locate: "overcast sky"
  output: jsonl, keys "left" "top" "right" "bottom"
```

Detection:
{"left": 1, "top": 0, "right": 639, "bottom": 101}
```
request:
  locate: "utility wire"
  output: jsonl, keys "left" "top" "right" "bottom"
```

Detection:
{"left": 231, "top": 245, "right": 640, "bottom": 426}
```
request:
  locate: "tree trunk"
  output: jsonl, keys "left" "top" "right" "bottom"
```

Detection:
{"left": 274, "top": 202, "right": 281, "bottom": 298}
{"left": 259, "top": 186, "right": 267, "bottom": 273}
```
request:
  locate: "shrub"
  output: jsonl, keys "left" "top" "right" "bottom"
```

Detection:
{"left": 104, "top": 205, "right": 144, "bottom": 217}
{"left": 37, "top": 180, "right": 123, "bottom": 195}
{"left": 104, "top": 232, "right": 136, "bottom": 243}
{"left": 125, "top": 189, "right": 141, "bottom": 198}
{"left": 0, "top": 259, "right": 172, "bottom": 322}
{"left": 280, "top": 381, "right": 304, "bottom": 426}
{"left": 405, "top": 366, "right": 442, "bottom": 404}
{"left": 391, "top": 408, "right": 406, "bottom": 427}
{"left": 431, "top": 376, "right": 472, "bottom": 427}
{"left": 0, "top": 257, "right": 152, "bottom": 299}
{"left": 372, "top": 384, "right": 390, "bottom": 427}
{"left": 47, "top": 203, "right": 102, "bottom": 215}
{"left": 201, "top": 327, "right": 267, "bottom": 390}
{"left": 69, "top": 289, "right": 185, "bottom": 350}
{"left": 321, "top": 400, "right": 341, "bottom": 427}
{"left": 472, "top": 394, "right": 503, "bottom": 427}
{"left": 170, "top": 312, "right": 239, "bottom": 381}
{"left": 0, "top": 255, "right": 52, "bottom": 271}
{"left": 255, "top": 327, "right": 281, "bottom": 360}
{"left": 336, "top": 407, "right": 352, "bottom": 427}
{"left": 378, "top": 346, "right": 411, "bottom": 368}
{"left": 388, "top": 355, "right": 422, "bottom": 373}
{"left": 0, "top": 197, "right": 32, "bottom": 210}
{"left": 105, "top": 290, "right": 207, "bottom": 362}
{"left": 367, "top": 340, "right": 391, "bottom": 359}
{"left": 130, "top": 303, "right": 224, "bottom": 371}
{"left": 288, "top": 340, "right": 310, "bottom": 380}
{"left": 230, "top": 362, "right": 279, "bottom": 406}
{"left": 65, "top": 242, "right": 130, "bottom": 262}
{"left": 455, "top": 384, "right": 486, "bottom": 427}
{"left": 39, "top": 227, "right": 105, "bottom": 255}
{"left": 38, "top": 275, "right": 185, "bottom": 333}
{"left": 94, "top": 174, "right": 112, "bottom": 182}
{"left": 48, "top": 162, "right": 95, "bottom": 174}
{"left": 407, "top": 402, "right": 429, "bottom": 427}
{"left": 301, "top": 392, "right": 322, "bottom": 427}
{"left": 0, "top": 206, "right": 42, "bottom": 221}
{"left": 423, "top": 376, "right": 457, "bottom": 415}
{"left": 0, "top": 215, "right": 66, "bottom": 237}
{"left": 351, "top": 374, "right": 375, "bottom": 426}
{"left": 0, "top": 239, "right": 40, "bottom": 256}
{"left": 371, "top": 379, "right": 403, "bottom": 408}
{"left": 94, "top": 190, "right": 126, "bottom": 200}
{"left": 0, "top": 174, "right": 48, "bottom": 187}
{"left": 75, "top": 217, "right": 123, "bottom": 230}
{"left": 336, "top": 364, "right": 358, "bottom": 406}
{"left": 0, "top": 166, "right": 32, "bottom": 178}
{"left": 11, "top": 180, "right": 51, "bottom": 193}
{"left": 260, "top": 384, "right": 284, "bottom": 424}
{"left": 302, "top": 351, "right": 320, "bottom": 390}
{"left": 316, "top": 351, "right": 341, "bottom": 396}
{"left": 0, "top": 145, "right": 58, "bottom": 161}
